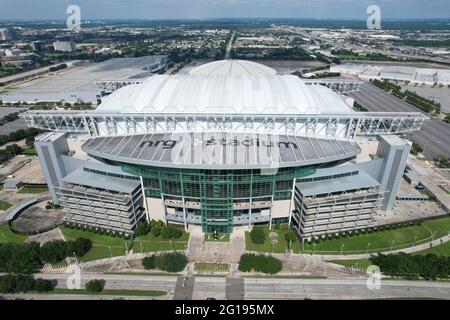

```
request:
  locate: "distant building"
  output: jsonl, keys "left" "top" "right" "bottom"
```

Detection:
{"left": 0, "top": 28, "right": 13, "bottom": 41}
{"left": 4, "top": 180, "right": 23, "bottom": 190}
{"left": 94, "top": 47, "right": 113, "bottom": 55}
{"left": 32, "top": 40, "right": 47, "bottom": 52}
{"left": 53, "top": 40, "right": 76, "bottom": 52}
{"left": 332, "top": 63, "right": 450, "bottom": 86}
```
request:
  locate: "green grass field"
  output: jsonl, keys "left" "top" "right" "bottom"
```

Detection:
{"left": 22, "top": 147, "right": 37, "bottom": 156}
{"left": 245, "top": 217, "right": 450, "bottom": 255}
{"left": 17, "top": 186, "right": 49, "bottom": 194}
{"left": 0, "top": 224, "right": 27, "bottom": 244}
{"left": 245, "top": 226, "right": 301, "bottom": 253}
{"left": 62, "top": 225, "right": 189, "bottom": 259}
{"left": 0, "top": 200, "right": 13, "bottom": 211}
{"left": 61, "top": 226, "right": 130, "bottom": 261}
{"left": 412, "top": 241, "right": 450, "bottom": 256}
{"left": 328, "top": 239, "right": 450, "bottom": 270}
{"left": 133, "top": 226, "right": 189, "bottom": 253}
{"left": 50, "top": 288, "right": 166, "bottom": 297}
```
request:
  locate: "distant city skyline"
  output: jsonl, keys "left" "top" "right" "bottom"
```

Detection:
{"left": 0, "top": 0, "right": 449, "bottom": 20}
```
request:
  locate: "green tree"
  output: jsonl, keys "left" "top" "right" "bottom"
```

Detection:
{"left": 284, "top": 232, "right": 297, "bottom": 243}
{"left": 39, "top": 240, "right": 67, "bottom": 264}
{"left": 143, "top": 253, "right": 188, "bottom": 273}
{"left": 85, "top": 279, "right": 104, "bottom": 293}
{"left": 238, "top": 254, "right": 283, "bottom": 274}
{"left": 0, "top": 242, "right": 42, "bottom": 274}
{"left": 161, "top": 226, "right": 182, "bottom": 240}
{"left": 34, "top": 278, "right": 55, "bottom": 292}
{"left": 136, "top": 222, "right": 151, "bottom": 236}
{"left": 0, "top": 274, "right": 35, "bottom": 293}
{"left": 411, "top": 142, "right": 423, "bottom": 156}
{"left": 142, "top": 255, "right": 157, "bottom": 269}
{"left": 66, "top": 238, "right": 92, "bottom": 257}
{"left": 250, "top": 227, "right": 266, "bottom": 244}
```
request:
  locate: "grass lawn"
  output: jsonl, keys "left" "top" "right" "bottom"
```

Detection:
{"left": 0, "top": 224, "right": 27, "bottom": 244}
{"left": 245, "top": 217, "right": 450, "bottom": 255}
{"left": 328, "top": 239, "right": 450, "bottom": 270}
{"left": 412, "top": 240, "right": 450, "bottom": 257}
{"left": 194, "top": 263, "right": 230, "bottom": 272}
{"left": 205, "top": 233, "right": 230, "bottom": 242}
{"left": 49, "top": 288, "right": 166, "bottom": 297}
{"left": 22, "top": 147, "right": 37, "bottom": 156}
{"left": 133, "top": 241, "right": 187, "bottom": 253}
{"left": 422, "top": 216, "right": 450, "bottom": 239}
{"left": 245, "top": 226, "right": 301, "bottom": 253}
{"left": 133, "top": 226, "right": 189, "bottom": 253}
{"left": 61, "top": 226, "right": 130, "bottom": 262}
{"left": 0, "top": 200, "right": 13, "bottom": 211}
{"left": 17, "top": 186, "right": 49, "bottom": 194}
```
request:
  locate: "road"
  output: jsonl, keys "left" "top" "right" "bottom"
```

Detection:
{"left": 224, "top": 32, "right": 235, "bottom": 60}
{"left": 10, "top": 273, "right": 450, "bottom": 300}
{"left": 349, "top": 83, "right": 450, "bottom": 159}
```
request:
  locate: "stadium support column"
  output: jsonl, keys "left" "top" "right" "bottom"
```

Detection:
{"left": 376, "top": 135, "right": 411, "bottom": 211}
{"left": 182, "top": 196, "right": 188, "bottom": 231}
{"left": 288, "top": 178, "right": 296, "bottom": 226}
{"left": 140, "top": 176, "right": 150, "bottom": 222}
{"left": 34, "top": 132, "right": 69, "bottom": 205}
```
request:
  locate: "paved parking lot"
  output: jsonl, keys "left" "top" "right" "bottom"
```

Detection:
{"left": 350, "top": 83, "right": 450, "bottom": 159}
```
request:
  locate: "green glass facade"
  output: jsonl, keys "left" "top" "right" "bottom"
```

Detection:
{"left": 122, "top": 164, "right": 316, "bottom": 233}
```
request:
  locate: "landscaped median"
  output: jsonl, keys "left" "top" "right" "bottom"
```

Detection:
{"left": 245, "top": 216, "right": 450, "bottom": 255}
{"left": 0, "top": 274, "right": 166, "bottom": 297}
{"left": 0, "top": 200, "right": 13, "bottom": 211}
{"left": 48, "top": 288, "right": 167, "bottom": 297}
{"left": 17, "top": 186, "right": 49, "bottom": 194}
{"left": 194, "top": 262, "right": 229, "bottom": 273}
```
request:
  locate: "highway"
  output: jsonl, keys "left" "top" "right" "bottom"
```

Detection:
{"left": 9, "top": 273, "right": 449, "bottom": 300}
{"left": 224, "top": 32, "right": 235, "bottom": 60}
{"left": 349, "top": 83, "right": 450, "bottom": 159}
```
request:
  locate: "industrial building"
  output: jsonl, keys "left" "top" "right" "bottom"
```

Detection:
{"left": 332, "top": 63, "right": 450, "bottom": 86}
{"left": 22, "top": 60, "right": 427, "bottom": 239}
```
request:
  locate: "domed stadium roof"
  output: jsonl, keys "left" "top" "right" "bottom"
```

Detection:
{"left": 96, "top": 60, "right": 353, "bottom": 115}
{"left": 188, "top": 59, "right": 277, "bottom": 76}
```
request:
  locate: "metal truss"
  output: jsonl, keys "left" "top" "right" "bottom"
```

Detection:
{"left": 95, "top": 79, "right": 146, "bottom": 92}
{"left": 303, "top": 79, "right": 362, "bottom": 94}
{"left": 20, "top": 111, "right": 428, "bottom": 138}
{"left": 95, "top": 79, "right": 362, "bottom": 95}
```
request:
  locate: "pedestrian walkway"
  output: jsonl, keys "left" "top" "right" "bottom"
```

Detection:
{"left": 173, "top": 276, "right": 195, "bottom": 300}
{"left": 187, "top": 227, "right": 245, "bottom": 263}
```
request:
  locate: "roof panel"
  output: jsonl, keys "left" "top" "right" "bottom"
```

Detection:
{"left": 82, "top": 132, "right": 360, "bottom": 170}
{"left": 96, "top": 67, "right": 353, "bottom": 115}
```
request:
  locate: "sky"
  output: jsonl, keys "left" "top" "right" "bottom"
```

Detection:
{"left": 1, "top": 0, "right": 450, "bottom": 20}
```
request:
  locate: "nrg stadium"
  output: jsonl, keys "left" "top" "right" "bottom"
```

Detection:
{"left": 20, "top": 60, "right": 427, "bottom": 240}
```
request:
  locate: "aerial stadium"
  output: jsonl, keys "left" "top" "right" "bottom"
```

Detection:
{"left": 20, "top": 59, "right": 428, "bottom": 239}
